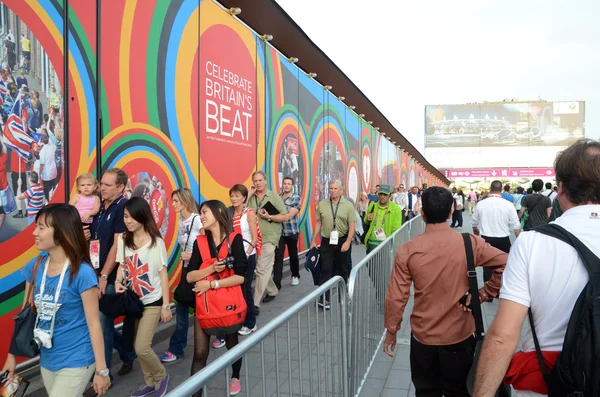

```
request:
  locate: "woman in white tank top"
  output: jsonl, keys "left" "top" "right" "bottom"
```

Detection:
{"left": 229, "top": 184, "right": 261, "bottom": 336}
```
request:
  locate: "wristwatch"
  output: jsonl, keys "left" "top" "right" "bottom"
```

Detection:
{"left": 162, "top": 303, "right": 170, "bottom": 310}
{"left": 95, "top": 368, "right": 110, "bottom": 377}
{"left": 213, "top": 280, "right": 220, "bottom": 290}
{"left": 100, "top": 274, "right": 108, "bottom": 281}
{"left": 268, "top": 215, "right": 272, "bottom": 223}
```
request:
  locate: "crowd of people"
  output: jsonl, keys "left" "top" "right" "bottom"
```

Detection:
{"left": 2, "top": 138, "right": 599, "bottom": 397}
{"left": 1, "top": 166, "right": 324, "bottom": 397}
{"left": 383, "top": 139, "right": 600, "bottom": 397}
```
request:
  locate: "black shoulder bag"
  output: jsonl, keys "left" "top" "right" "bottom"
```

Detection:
{"left": 463, "top": 233, "right": 511, "bottom": 397}
{"left": 173, "top": 215, "right": 199, "bottom": 308}
{"left": 9, "top": 256, "right": 45, "bottom": 358}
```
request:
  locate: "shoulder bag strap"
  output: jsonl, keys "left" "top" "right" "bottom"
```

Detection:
{"left": 197, "top": 235, "right": 211, "bottom": 262}
{"left": 528, "top": 309, "right": 549, "bottom": 377}
{"left": 120, "top": 233, "right": 129, "bottom": 287}
{"left": 462, "top": 233, "right": 485, "bottom": 340}
{"left": 25, "top": 256, "right": 45, "bottom": 309}
{"left": 527, "top": 223, "right": 600, "bottom": 380}
{"left": 529, "top": 194, "right": 544, "bottom": 212}
{"left": 183, "top": 215, "right": 198, "bottom": 253}
{"left": 535, "top": 223, "right": 600, "bottom": 275}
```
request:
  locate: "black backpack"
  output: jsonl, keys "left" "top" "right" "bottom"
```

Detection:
{"left": 529, "top": 223, "right": 600, "bottom": 397}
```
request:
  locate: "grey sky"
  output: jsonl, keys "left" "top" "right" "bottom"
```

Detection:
{"left": 276, "top": 0, "right": 600, "bottom": 155}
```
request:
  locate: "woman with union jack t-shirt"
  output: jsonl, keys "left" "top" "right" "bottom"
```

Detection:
{"left": 115, "top": 197, "right": 172, "bottom": 397}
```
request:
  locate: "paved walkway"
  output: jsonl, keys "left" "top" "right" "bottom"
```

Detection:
{"left": 359, "top": 212, "right": 526, "bottom": 397}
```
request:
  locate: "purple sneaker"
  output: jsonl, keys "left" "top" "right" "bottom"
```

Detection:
{"left": 153, "top": 374, "right": 169, "bottom": 397}
{"left": 131, "top": 384, "right": 155, "bottom": 397}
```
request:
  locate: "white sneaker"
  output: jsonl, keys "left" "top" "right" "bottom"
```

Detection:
{"left": 291, "top": 277, "right": 300, "bottom": 286}
{"left": 238, "top": 325, "right": 258, "bottom": 336}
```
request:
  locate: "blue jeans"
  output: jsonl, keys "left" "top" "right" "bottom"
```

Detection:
{"left": 243, "top": 254, "right": 257, "bottom": 328}
{"left": 167, "top": 303, "right": 191, "bottom": 357}
{"left": 100, "top": 284, "right": 137, "bottom": 377}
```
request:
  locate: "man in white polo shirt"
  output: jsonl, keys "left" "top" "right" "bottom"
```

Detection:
{"left": 473, "top": 139, "right": 600, "bottom": 397}
{"left": 471, "top": 180, "right": 521, "bottom": 284}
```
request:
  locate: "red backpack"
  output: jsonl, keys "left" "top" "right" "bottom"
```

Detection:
{"left": 195, "top": 233, "right": 247, "bottom": 336}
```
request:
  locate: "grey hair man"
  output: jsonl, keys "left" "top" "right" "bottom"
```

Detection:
{"left": 310, "top": 180, "right": 356, "bottom": 309}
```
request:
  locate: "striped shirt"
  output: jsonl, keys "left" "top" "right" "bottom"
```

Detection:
{"left": 24, "top": 183, "right": 44, "bottom": 217}
{"left": 232, "top": 207, "right": 262, "bottom": 256}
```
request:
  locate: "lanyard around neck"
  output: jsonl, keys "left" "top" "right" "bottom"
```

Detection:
{"left": 94, "top": 196, "right": 123, "bottom": 240}
{"left": 36, "top": 258, "right": 69, "bottom": 339}
{"left": 373, "top": 205, "right": 390, "bottom": 227}
{"left": 330, "top": 198, "right": 341, "bottom": 229}
{"left": 255, "top": 192, "right": 268, "bottom": 210}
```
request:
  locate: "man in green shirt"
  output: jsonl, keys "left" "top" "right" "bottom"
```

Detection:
{"left": 363, "top": 184, "right": 403, "bottom": 253}
{"left": 310, "top": 180, "right": 356, "bottom": 309}
{"left": 247, "top": 171, "right": 288, "bottom": 312}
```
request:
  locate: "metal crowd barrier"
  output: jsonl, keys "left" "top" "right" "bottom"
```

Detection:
{"left": 347, "top": 215, "right": 425, "bottom": 396}
{"left": 166, "top": 276, "right": 349, "bottom": 397}
{"left": 14, "top": 252, "right": 308, "bottom": 376}
{"left": 166, "top": 215, "right": 425, "bottom": 397}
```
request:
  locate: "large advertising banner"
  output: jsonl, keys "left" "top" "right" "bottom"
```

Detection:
{"left": 0, "top": 0, "right": 447, "bottom": 362}
{"left": 425, "top": 101, "right": 585, "bottom": 169}
{"left": 400, "top": 150, "right": 409, "bottom": 187}
{"left": 360, "top": 121, "right": 373, "bottom": 193}
{"left": 345, "top": 108, "right": 360, "bottom": 203}
{"left": 199, "top": 0, "right": 262, "bottom": 199}
{"left": 268, "top": 51, "right": 302, "bottom": 197}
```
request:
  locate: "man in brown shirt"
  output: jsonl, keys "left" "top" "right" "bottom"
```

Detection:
{"left": 384, "top": 186, "right": 508, "bottom": 397}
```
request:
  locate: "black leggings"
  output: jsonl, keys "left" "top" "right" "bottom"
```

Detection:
{"left": 191, "top": 320, "right": 242, "bottom": 397}
{"left": 451, "top": 209, "right": 463, "bottom": 227}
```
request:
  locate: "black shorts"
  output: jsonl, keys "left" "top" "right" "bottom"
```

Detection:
{"left": 23, "top": 51, "right": 30, "bottom": 60}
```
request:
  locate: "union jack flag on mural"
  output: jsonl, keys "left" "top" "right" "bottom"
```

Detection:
{"left": 124, "top": 253, "right": 155, "bottom": 297}
{"left": 0, "top": 78, "right": 9, "bottom": 98}
{"left": 1, "top": 93, "right": 32, "bottom": 159}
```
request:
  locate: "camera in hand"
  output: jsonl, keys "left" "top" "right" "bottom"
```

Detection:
{"left": 222, "top": 256, "right": 235, "bottom": 269}
{"left": 30, "top": 328, "right": 52, "bottom": 351}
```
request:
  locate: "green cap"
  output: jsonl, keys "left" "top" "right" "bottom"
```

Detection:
{"left": 378, "top": 184, "right": 393, "bottom": 195}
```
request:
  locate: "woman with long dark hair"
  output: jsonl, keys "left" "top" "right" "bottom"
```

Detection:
{"left": 115, "top": 197, "right": 172, "bottom": 397}
{"left": 2, "top": 204, "right": 110, "bottom": 396}
{"left": 186, "top": 200, "right": 247, "bottom": 396}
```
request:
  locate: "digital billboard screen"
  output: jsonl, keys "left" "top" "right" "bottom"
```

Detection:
{"left": 424, "top": 101, "right": 585, "bottom": 169}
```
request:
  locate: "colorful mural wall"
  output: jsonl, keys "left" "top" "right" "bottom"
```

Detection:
{"left": 0, "top": 0, "right": 444, "bottom": 359}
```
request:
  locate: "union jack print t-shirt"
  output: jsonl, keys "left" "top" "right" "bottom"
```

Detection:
{"left": 117, "top": 235, "right": 167, "bottom": 305}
